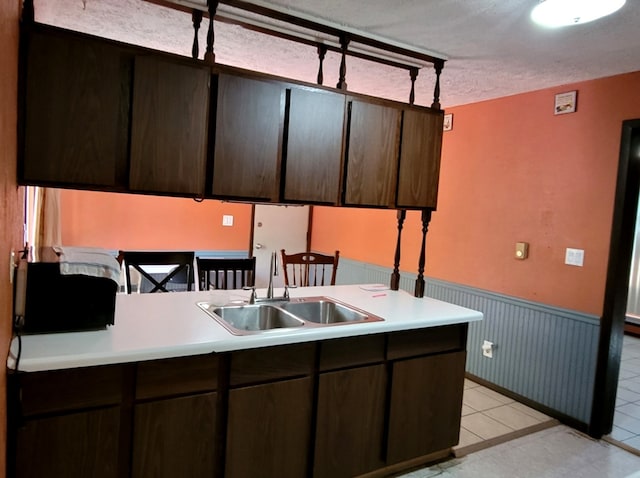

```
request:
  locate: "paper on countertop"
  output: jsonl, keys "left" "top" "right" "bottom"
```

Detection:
{"left": 52, "top": 246, "right": 121, "bottom": 284}
{"left": 359, "top": 284, "right": 389, "bottom": 292}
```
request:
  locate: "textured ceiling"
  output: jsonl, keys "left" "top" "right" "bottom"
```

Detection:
{"left": 34, "top": 0, "right": 640, "bottom": 108}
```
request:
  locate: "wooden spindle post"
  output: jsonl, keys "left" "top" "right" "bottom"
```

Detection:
{"left": 23, "top": 0, "right": 34, "bottom": 23}
{"left": 390, "top": 209, "right": 407, "bottom": 291}
{"left": 431, "top": 61, "right": 443, "bottom": 109}
{"left": 336, "top": 34, "right": 350, "bottom": 90}
{"left": 409, "top": 67, "right": 418, "bottom": 105}
{"left": 204, "top": 0, "right": 220, "bottom": 65}
{"left": 191, "top": 9, "right": 203, "bottom": 60}
{"left": 414, "top": 209, "right": 432, "bottom": 298}
{"left": 317, "top": 44, "right": 327, "bottom": 85}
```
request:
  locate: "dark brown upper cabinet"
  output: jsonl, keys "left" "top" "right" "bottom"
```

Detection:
{"left": 396, "top": 108, "right": 444, "bottom": 209}
{"left": 282, "top": 87, "right": 345, "bottom": 204}
{"left": 343, "top": 99, "right": 401, "bottom": 207}
{"left": 129, "top": 56, "right": 210, "bottom": 196}
{"left": 20, "top": 26, "right": 131, "bottom": 189}
{"left": 212, "top": 74, "right": 284, "bottom": 201}
{"left": 18, "top": 24, "right": 445, "bottom": 209}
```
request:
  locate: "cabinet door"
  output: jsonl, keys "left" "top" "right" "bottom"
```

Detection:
{"left": 343, "top": 99, "right": 401, "bottom": 207}
{"left": 212, "top": 74, "right": 284, "bottom": 201}
{"left": 314, "top": 365, "right": 386, "bottom": 478}
{"left": 226, "top": 377, "right": 312, "bottom": 478}
{"left": 129, "top": 56, "right": 210, "bottom": 195}
{"left": 396, "top": 108, "right": 444, "bottom": 208}
{"left": 16, "top": 407, "right": 120, "bottom": 478}
{"left": 21, "top": 28, "right": 130, "bottom": 188}
{"left": 283, "top": 88, "right": 345, "bottom": 204}
{"left": 132, "top": 393, "right": 217, "bottom": 478}
{"left": 387, "top": 351, "right": 466, "bottom": 464}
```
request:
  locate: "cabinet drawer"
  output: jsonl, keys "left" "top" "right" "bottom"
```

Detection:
{"left": 136, "top": 354, "right": 218, "bottom": 400}
{"left": 229, "top": 343, "right": 315, "bottom": 387}
{"left": 19, "top": 365, "right": 124, "bottom": 416}
{"left": 387, "top": 324, "right": 467, "bottom": 360}
{"left": 319, "top": 335, "right": 385, "bottom": 372}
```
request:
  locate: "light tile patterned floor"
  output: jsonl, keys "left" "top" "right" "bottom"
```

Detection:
{"left": 454, "top": 379, "right": 556, "bottom": 457}
{"left": 607, "top": 333, "right": 640, "bottom": 450}
{"left": 400, "top": 425, "right": 640, "bottom": 478}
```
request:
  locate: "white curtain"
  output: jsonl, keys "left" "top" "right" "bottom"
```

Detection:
{"left": 27, "top": 187, "right": 61, "bottom": 259}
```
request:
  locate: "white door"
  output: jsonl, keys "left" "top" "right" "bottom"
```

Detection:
{"left": 252, "top": 204, "right": 310, "bottom": 289}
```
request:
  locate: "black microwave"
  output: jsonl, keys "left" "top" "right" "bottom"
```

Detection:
{"left": 14, "top": 262, "right": 117, "bottom": 334}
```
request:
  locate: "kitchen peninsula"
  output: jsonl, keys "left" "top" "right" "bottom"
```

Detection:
{"left": 7, "top": 284, "right": 481, "bottom": 478}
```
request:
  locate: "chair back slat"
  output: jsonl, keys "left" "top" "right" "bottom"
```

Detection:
{"left": 197, "top": 257, "right": 256, "bottom": 290}
{"left": 280, "top": 250, "right": 339, "bottom": 287}
{"left": 119, "top": 251, "right": 196, "bottom": 294}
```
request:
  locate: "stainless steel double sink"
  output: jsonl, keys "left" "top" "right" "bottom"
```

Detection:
{"left": 197, "top": 296, "right": 384, "bottom": 335}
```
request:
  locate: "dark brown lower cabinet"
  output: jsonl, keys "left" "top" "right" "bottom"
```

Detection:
{"left": 132, "top": 393, "right": 217, "bottom": 478}
{"left": 10, "top": 326, "right": 469, "bottom": 477}
{"left": 15, "top": 407, "right": 120, "bottom": 478}
{"left": 387, "top": 351, "right": 466, "bottom": 464}
{"left": 225, "top": 377, "right": 313, "bottom": 478}
{"left": 314, "top": 364, "right": 386, "bottom": 478}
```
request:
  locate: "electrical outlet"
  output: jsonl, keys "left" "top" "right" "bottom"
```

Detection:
{"left": 482, "top": 340, "right": 494, "bottom": 358}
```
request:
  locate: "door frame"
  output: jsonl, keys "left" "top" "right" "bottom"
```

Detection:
{"left": 590, "top": 118, "right": 640, "bottom": 437}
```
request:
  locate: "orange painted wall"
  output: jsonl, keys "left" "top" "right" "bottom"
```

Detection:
{"left": 58, "top": 72, "right": 640, "bottom": 316}
{"left": 0, "top": 2, "right": 22, "bottom": 476}
{"left": 312, "top": 71, "right": 640, "bottom": 316}
{"left": 60, "top": 190, "right": 253, "bottom": 252}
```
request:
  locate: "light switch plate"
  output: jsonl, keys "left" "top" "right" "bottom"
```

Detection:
{"left": 222, "top": 215, "right": 234, "bottom": 227}
{"left": 565, "top": 248, "right": 584, "bottom": 267}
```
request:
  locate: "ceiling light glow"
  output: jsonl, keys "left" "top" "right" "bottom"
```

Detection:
{"left": 531, "top": 0, "right": 626, "bottom": 28}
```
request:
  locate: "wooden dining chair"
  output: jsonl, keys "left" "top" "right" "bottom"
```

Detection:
{"left": 280, "top": 250, "right": 339, "bottom": 287}
{"left": 119, "top": 251, "right": 196, "bottom": 293}
{"left": 196, "top": 257, "right": 256, "bottom": 290}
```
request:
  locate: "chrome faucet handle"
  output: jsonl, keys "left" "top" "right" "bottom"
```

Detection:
{"left": 242, "top": 286, "right": 256, "bottom": 304}
{"left": 283, "top": 284, "right": 297, "bottom": 300}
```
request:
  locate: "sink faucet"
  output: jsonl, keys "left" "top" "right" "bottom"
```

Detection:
{"left": 243, "top": 252, "right": 290, "bottom": 303}
{"left": 267, "top": 251, "right": 278, "bottom": 299}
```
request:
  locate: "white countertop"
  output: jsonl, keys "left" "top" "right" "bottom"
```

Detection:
{"left": 7, "top": 284, "right": 482, "bottom": 372}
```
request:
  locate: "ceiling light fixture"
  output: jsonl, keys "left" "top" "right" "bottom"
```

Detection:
{"left": 531, "top": 0, "right": 626, "bottom": 28}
